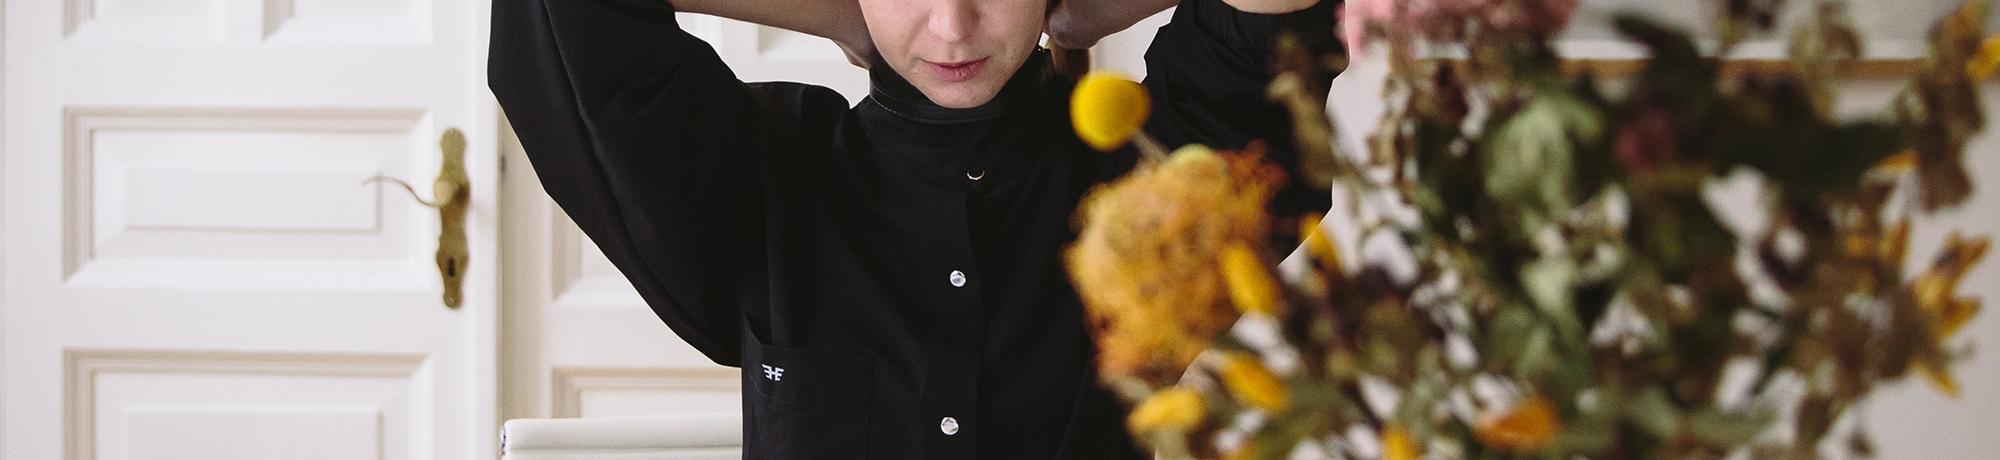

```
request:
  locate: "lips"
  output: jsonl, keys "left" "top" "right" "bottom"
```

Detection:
{"left": 926, "top": 57, "right": 989, "bottom": 83}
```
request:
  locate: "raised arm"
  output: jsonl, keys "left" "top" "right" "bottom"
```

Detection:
{"left": 674, "top": 0, "right": 878, "bottom": 67}
{"left": 1046, "top": 0, "right": 1177, "bottom": 49}
{"left": 1141, "top": 0, "right": 1338, "bottom": 218}
{"left": 1046, "top": 0, "right": 1318, "bottom": 48}
{"left": 489, "top": 0, "right": 770, "bottom": 366}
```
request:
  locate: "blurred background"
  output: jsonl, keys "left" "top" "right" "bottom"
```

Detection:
{"left": 2, "top": 0, "right": 1994, "bottom": 458}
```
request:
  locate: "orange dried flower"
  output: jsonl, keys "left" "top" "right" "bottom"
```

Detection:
{"left": 1882, "top": 219, "right": 1913, "bottom": 266}
{"left": 1066, "top": 145, "right": 1284, "bottom": 380}
{"left": 1475, "top": 396, "right": 1561, "bottom": 452}
{"left": 1911, "top": 234, "right": 1988, "bottom": 398}
{"left": 1870, "top": 149, "right": 1918, "bottom": 174}
{"left": 1920, "top": 361, "right": 1964, "bottom": 398}
{"left": 1967, "top": 33, "right": 2000, "bottom": 80}
{"left": 1382, "top": 425, "right": 1421, "bottom": 460}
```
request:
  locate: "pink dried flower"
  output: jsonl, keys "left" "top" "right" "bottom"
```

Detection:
{"left": 1340, "top": 0, "right": 1397, "bottom": 59}
{"left": 1340, "top": 0, "right": 1580, "bottom": 59}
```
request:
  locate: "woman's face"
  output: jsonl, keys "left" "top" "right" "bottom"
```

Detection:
{"left": 858, "top": 0, "right": 1048, "bottom": 108}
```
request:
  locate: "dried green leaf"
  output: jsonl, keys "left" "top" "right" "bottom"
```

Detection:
{"left": 1687, "top": 407, "right": 1777, "bottom": 446}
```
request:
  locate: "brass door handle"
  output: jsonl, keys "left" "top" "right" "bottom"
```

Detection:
{"left": 363, "top": 128, "right": 471, "bottom": 308}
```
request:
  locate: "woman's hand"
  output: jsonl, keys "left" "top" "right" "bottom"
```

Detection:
{"left": 1045, "top": 0, "right": 1177, "bottom": 49}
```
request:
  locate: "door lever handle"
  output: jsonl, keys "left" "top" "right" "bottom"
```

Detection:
{"left": 363, "top": 128, "right": 471, "bottom": 309}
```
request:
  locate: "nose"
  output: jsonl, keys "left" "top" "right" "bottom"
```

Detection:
{"left": 927, "top": 0, "right": 976, "bottom": 44}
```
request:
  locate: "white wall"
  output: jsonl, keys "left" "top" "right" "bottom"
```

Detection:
{"left": 0, "top": 0, "right": 8, "bottom": 451}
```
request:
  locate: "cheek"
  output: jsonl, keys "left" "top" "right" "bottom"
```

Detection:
{"left": 858, "top": 1, "right": 918, "bottom": 54}
{"left": 992, "top": 0, "right": 1049, "bottom": 37}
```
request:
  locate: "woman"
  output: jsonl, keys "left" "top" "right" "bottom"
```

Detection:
{"left": 488, "top": 0, "right": 1336, "bottom": 457}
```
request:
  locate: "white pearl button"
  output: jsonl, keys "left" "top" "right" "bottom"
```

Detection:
{"left": 939, "top": 416, "right": 960, "bottom": 435}
{"left": 949, "top": 270, "right": 967, "bottom": 287}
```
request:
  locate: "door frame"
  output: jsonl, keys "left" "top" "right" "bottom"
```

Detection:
{"left": 466, "top": 0, "right": 501, "bottom": 452}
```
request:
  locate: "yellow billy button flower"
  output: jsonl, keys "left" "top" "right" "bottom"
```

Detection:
{"left": 1381, "top": 425, "right": 1420, "bottom": 460}
{"left": 1474, "top": 396, "right": 1561, "bottom": 452}
{"left": 1071, "top": 71, "right": 1152, "bottom": 152}
{"left": 1218, "top": 353, "right": 1290, "bottom": 412}
{"left": 1126, "top": 387, "right": 1206, "bottom": 433}
{"left": 1221, "top": 243, "right": 1281, "bottom": 315}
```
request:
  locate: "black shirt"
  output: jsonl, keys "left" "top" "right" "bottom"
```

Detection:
{"left": 487, "top": 0, "right": 1336, "bottom": 458}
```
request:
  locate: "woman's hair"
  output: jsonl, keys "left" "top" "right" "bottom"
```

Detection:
{"left": 1043, "top": 0, "right": 1088, "bottom": 77}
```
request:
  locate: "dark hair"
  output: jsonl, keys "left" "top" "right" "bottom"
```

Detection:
{"left": 1043, "top": 0, "right": 1088, "bottom": 77}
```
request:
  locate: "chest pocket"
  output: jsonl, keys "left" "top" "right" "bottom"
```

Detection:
{"left": 744, "top": 342, "right": 875, "bottom": 458}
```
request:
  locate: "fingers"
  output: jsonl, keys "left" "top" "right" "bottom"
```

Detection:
{"left": 1044, "top": 3, "right": 1103, "bottom": 49}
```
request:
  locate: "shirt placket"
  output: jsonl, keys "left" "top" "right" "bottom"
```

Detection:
{"left": 922, "top": 183, "right": 985, "bottom": 458}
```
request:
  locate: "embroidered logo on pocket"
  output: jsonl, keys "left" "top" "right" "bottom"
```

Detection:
{"left": 762, "top": 364, "right": 786, "bottom": 381}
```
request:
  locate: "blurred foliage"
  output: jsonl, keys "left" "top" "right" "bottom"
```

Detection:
{"left": 1065, "top": 0, "right": 1996, "bottom": 458}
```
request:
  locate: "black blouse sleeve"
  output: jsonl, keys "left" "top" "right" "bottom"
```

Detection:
{"left": 489, "top": 0, "right": 759, "bottom": 367}
{"left": 1143, "top": 0, "right": 1339, "bottom": 217}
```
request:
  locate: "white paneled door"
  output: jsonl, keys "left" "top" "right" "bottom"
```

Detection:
{"left": 3, "top": 0, "right": 500, "bottom": 458}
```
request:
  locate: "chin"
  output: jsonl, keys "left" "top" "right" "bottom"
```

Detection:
{"left": 920, "top": 85, "right": 1001, "bottom": 109}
